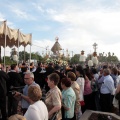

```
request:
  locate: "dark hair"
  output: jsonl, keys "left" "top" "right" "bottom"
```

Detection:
{"left": 54, "top": 64, "right": 60, "bottom": 70}
{"left": 67, "top": 72, "right": 76, "bottom": 81}
{"left": 111, "top": 67, "right": 118, "bottom": 75}
{"left": 84, "top": 68, "right": 94, "bottom": 81}
{"left": 103, "top": 65, "right": 108, "bottom": 69}
{"left": 91, "top": 68, "right": 98, "bottom": 74}
{"left": 38, "top": 62, "right": 41, "bottom": 66}
{"left": 21, "top": 67, "right": 28, "bottom": 73}
{"left": 61, "top": 77, "right": 71, "bottom": 87}
{"left": 48, "top": 73, "right": 60, "bottom": 85}
{"left": 11, "top": 64, "right": 17, "bottom": 70}
{"left": 76, "top": 65, "right": 85, "bottom": 78}
{"left": 22, "top": 62, "right": 26, "bottom": 66}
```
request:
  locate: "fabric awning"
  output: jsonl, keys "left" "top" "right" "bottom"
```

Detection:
{"left": 0, "top": 21, "right": 32, "bottom": 47}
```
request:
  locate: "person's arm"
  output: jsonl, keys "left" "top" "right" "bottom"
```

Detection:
{"left": 62, "top": 95, "right": 73, "bottom": 111}
{"left": 49, "top": 91, "right": 61, "bottom": 117}
{"left": 116, "top": 84, "right": 120, "bottom": 94}
{"left": 48, "top": 106, "right": 61, "bottom": 117}
{"left": 21, "top": 93, "right": 32, "bottom": 103}
{"left": 14, "top": 91, "right": 32, "bottom": 103}
{"left": 62, "top": 103, "right": 70, "bottom": 111}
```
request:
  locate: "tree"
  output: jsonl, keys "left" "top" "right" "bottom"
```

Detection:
{"left": 98, "top": 52, "right": 119, "bottom": 63}
{"left": 2, "top": 56, "right": 16, "bottom": 65}
{"left": 31, "top": 52, "right": 43, "bottom": 62}
{"left": 70, "top": 54, "right": 80, "bottom": 64}
{"left": 19, "top": 51, "right": 29, "bottom": 62}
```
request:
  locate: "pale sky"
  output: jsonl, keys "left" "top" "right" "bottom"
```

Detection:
{"left": 1, "top": 0, "right": 120, "bottom": 60}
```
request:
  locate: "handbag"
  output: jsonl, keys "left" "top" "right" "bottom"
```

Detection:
{"left": 115, "top": 92, "right": 120, "bottom": 101}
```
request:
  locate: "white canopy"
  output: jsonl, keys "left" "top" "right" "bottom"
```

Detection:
{"left": 0, "top": 21, "right": 32, "bottom": 47}
{"left": 0, "top": 20, "right": 32, "bottom": 67}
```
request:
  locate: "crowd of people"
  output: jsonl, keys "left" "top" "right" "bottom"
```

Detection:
{"left": 0, "top": 61, "right": 120, "bottom": 120}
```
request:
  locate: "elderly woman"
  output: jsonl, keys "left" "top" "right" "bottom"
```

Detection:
{"left": 24, "top": 85, "right": 48, "bottom": 120}
{"left": 45, "top": 73, "right": 62, "bottom": 120}
{"left": 67, "top": 71, "right": 81, "bottom": 120}
{"left": 61, "top": 77, "right": 76, "bottom": 120}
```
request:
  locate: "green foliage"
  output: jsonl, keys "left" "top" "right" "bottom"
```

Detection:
{"left": 70, "top": 54, "right": 80, "bottom": 64}
{"left": 31, "top": 52, "right": 43, "bottom": 61}
{"left": 97, "top": 52, "right": 119, "bottom": 63}
{"left": 19, "top": 51, "right": 29, "bottom": 61}
{"left": 19, "top": 51, "right": 43, "bottom": 62}
{"left": 2, "top": 56, "right": 16, "bottom": 65}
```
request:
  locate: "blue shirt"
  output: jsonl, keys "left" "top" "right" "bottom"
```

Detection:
{"left": 100, "top": 75, "right": 114, "bottom": 94}
{"left": 22, "top": 82, "right": 40, "bottom": 108}
{"left": 62, "top": 87, "right": 76, "bottom": 119}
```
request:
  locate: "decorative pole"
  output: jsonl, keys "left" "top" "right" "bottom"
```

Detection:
{"left": 93, "top": 43, "right": 98, "bottom": 52}
{"left": 92, "top": 43, "right": 98, "bottom": 66}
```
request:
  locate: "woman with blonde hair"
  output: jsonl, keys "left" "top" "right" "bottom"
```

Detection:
{"left": 24, "top": 85, "right": 48, "bottom": 120}
{"left": 8, "top": 114, "right": 26, "bottom": 120}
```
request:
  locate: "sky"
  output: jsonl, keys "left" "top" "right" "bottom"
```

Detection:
{"left": 1, "top": 0, "right": 120, "bottom": 60}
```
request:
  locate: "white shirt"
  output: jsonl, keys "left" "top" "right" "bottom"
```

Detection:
{"left": 24, "top": 100, "right": 48, "bottom": 120}
{"left": 116, "top": 75, "right": 120, "bottom": 87}
{"left": 76, "top": 77, "right": 85, "bottom": 101}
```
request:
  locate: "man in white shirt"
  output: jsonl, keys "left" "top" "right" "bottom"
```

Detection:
{"left": 100, "top": 68, "right": 114, "bottom": 112}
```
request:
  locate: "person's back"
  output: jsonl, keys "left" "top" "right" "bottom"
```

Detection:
{"left": 24, "top": 85, "right": 48, "bottom": 120}
{"left": 24, "top": 100, "right": 48, "bottom": 120}
{"left": 7, "top": 64, "right": 22, "bottom": 90}
{"left": 0, "top": 64, "right": 9, "bottom": 120}
{"left": 7, "top": 64, "right": 22, "bottom": 116}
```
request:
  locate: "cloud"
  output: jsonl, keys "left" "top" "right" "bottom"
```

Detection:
{"left": 0, "top": 12, "right": 5, "bottom": 21}
{"left": 42, "top": 4, "right": 120, "bottom": 59}
{"left": 32, "top": 3, "right": 45, "bottom": 13}
{"left": 1, "top": 0, "right": 120, "bottom": 60}
{"left": 7, "top": 3, "right": 37, "bottom": 21}
{"left": 46, "top": 8, "right": 57, "bottom": 14}
{"left": 13, "top": 9, "right": 28, "bottom": 19}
